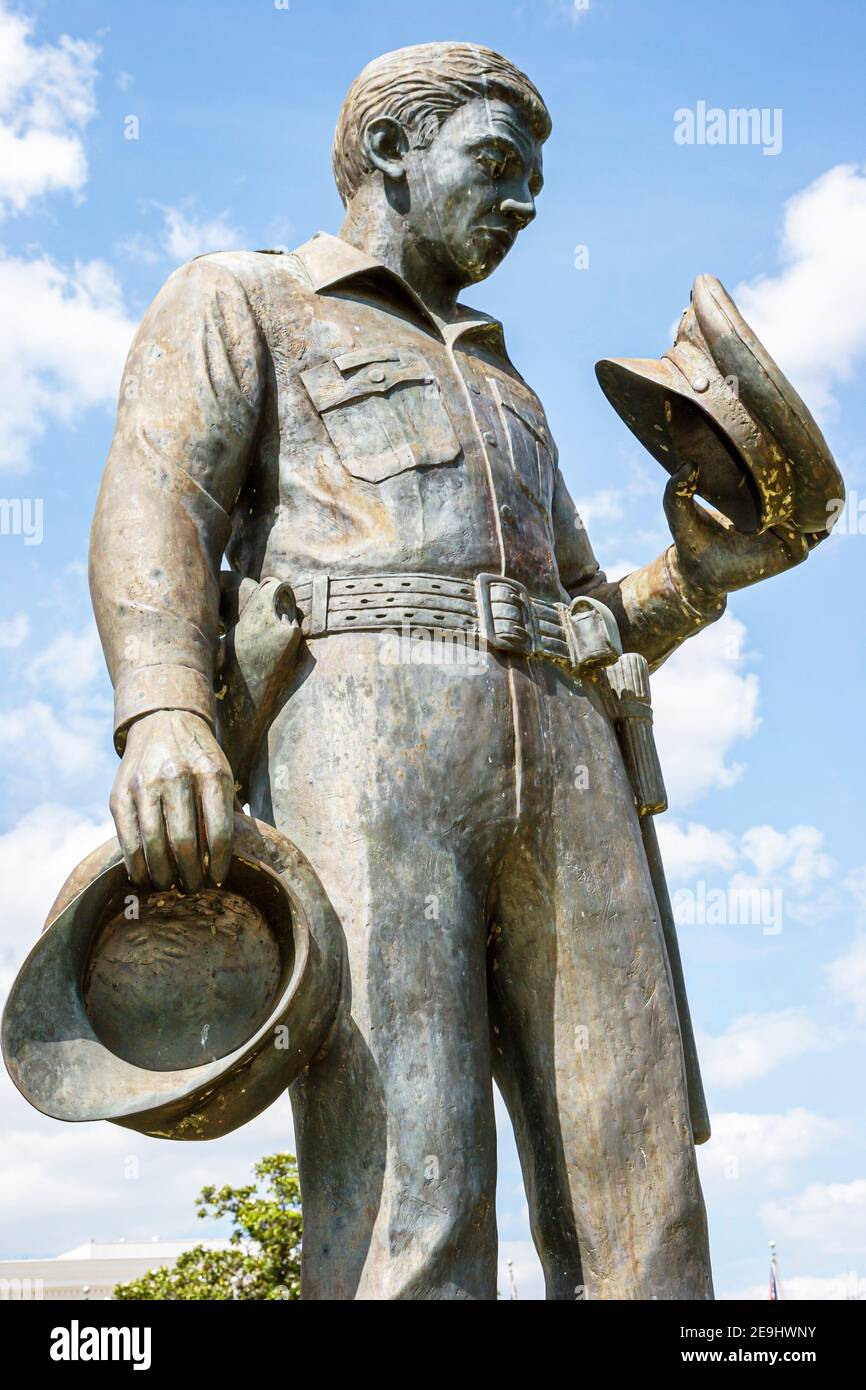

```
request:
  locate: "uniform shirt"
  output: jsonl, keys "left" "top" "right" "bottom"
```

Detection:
{"left": 89, "top": 231, "right": 725, "bottom": 747}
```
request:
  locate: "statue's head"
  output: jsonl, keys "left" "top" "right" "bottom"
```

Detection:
{"left": 333, "top": 42, "right": 551, "bottom": 289}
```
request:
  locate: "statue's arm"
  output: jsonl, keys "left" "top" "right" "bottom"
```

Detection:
{"left": 551, "top": 463, "right": 727, "bottom": 672}
{"left": 89, "top": 256, "right": 267, "bottom": 888}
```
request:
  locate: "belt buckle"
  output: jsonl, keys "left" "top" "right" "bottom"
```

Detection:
{"left": 475, "top": 573, "right": 535, "bottom": 656}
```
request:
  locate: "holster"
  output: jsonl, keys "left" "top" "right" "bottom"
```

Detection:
{"left": 215, "top": 575, "right": 302, "bottom": 803}
{"left": 601, "top": 651, "right": 668, "bottom": 816}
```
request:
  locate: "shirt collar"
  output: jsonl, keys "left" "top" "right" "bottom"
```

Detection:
{"left": 291, "top": 231, "right": 510, "bottom": 362}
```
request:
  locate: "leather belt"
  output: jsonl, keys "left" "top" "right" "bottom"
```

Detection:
{"left": 291, "top": 571, "right": 622, "bottom": 676}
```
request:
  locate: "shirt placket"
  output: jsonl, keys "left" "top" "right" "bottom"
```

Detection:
{"left": 443, "top": 340, "right": 517, "bottom": 579}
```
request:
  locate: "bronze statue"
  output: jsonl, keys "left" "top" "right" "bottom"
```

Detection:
{"left": 2, "top": 42, "right": 842, "bottom": 1300}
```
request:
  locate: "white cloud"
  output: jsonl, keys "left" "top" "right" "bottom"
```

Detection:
{"left": 0, "top": 802, "right": 112, "bottom": 995}
{"left": 0, "top": 613, "right": 29, "bottom": 648}
{"left": 697, "top": 1010, "right": 830, "bottom": 1090}
{"left": 539, "top": 0, "right": 591, "bottom": 25}
{"left": 737, "top": 824, "right": 834, "bottom": 894}
{"left": 656, "top": 819, "right": 738, "bottom": 879}
{"left": 728, "top": 824, "right": 836, "bottom": 926}
{"left": 699, "top": 1109, "right": 840, "bottom": 1195}
{"left": 0, "top": 3, "right": 99, "bottom": 216}
{"left": 826, "top": 934, "right": 866, "bottom": 1020}
{"left": 118, "top": 202, "right": 246, "bottom": 269}
{"left": 0, "top": 1091, "right": 295, "bottom": 1257}
{"left": 26, "top": 621, "right": 102, "bottom": 693}
{"left": 762, "top": 1179, "right": 866, "bottom": 1259}
{"left": 734, "top": 163, "right": 866, "bottom": 418}
{"left": 659, "top": 817, "right": 837, "bottom": 931}
{"left": 160, "top": 205, "right": 244, "bottom": 264}
{"left": 845, "top": 867, "right": 866, "bottom": 911}
{"left": 574, "top": 488, "right": 625, "bottom": 529}
{"left": 0, "top": 697, "right": 112, "bottom": 804}
{"left": 0, "top": 250, "right": 135, "bottom": 469}
{"left": 653, "top": 612, "right": 760, "bottom": 806}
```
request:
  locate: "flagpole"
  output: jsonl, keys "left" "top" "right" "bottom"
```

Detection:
{"left": 769, "top": 1240, "right": 783, "bottom": 1300}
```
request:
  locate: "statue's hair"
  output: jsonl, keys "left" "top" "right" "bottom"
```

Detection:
{"left": 333, "top": 42, "right": 551, "bottom": 205}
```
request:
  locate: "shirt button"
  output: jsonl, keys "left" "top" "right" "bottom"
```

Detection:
{"left": 500, "top": 504, "right": 515, "bottom": 523}
{"left": 369, "top": 369, "right": 385, "bottom": 383}
{"left": 483, "top": 430, "right": 497, "bottom": 446}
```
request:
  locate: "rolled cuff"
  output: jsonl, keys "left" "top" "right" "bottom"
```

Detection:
{"left": 113, "top": 664, "right": 216, "bottom": 754}
{"left": 610, "top": 546, "right": 726, "bottom": 671}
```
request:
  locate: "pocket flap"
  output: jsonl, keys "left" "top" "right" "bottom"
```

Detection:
{"left": 301, "top": 350, "right": 434, "bottom": 413}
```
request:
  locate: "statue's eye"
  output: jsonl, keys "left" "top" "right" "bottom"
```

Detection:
{"left": 477, "top": 151, "right": 505, "bottom": 180}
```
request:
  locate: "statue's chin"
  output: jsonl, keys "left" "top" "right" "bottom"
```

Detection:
{"left": 456, "top": 243, "right": 507, "bottom": 284}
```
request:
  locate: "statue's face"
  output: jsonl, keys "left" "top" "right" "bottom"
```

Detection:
{"left": 403, "top": 96, "right": 544, "bottom": 287}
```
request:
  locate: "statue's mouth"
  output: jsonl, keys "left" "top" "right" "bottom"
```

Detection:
{"left": 476, "top": 225, "right": 515, "bottom": 251}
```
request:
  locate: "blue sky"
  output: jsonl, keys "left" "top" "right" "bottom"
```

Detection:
{"left": 1, "top": 0, "right": 866, "bottom": 1299}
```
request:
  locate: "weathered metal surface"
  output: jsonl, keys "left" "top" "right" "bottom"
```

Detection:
{"left": 596, "top": 274, "right": 844, "bottom": 537}
{"left": 2, "top": 814, "right": 342, "bottom": 1140}
{"left": 83, "top": 888, "right": 281, "bottom": 1071}
{"left": 3, "top": 40, "right": 841, "bottom": 1300}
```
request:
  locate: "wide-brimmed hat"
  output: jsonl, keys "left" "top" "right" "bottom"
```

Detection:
{"left": 2, "top": 813, "right": 341, "bottom": 1140}
{"left": 595, "top": 274, "right": 844, "bottom": 537}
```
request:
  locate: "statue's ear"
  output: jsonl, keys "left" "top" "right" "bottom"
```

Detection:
{"left": 362, "top": 116, "right": 409, "bottom": 182}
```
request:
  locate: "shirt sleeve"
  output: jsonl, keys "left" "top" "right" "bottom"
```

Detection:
{"left": 551, "top": 463, "right": 726, "bottom": 671}
{"left": 89, "top": 255, "right": 267, "bottom": 752}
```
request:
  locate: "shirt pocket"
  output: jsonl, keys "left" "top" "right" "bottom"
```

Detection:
{"left": 300, "top": 347, "right": 462, "bottom": 483}
{"left": 487, "top": 375, "right": 555, "bottom": 513}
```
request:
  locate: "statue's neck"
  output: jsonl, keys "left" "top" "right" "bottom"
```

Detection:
{"left": 338, "top": 191, "right": 463, "bottom": 322}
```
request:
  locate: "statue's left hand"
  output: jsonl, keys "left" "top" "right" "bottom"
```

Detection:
{"left": 664, "top": 464, "right": 810, "bottom": 601}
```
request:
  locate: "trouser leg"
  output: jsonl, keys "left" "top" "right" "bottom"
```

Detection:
{"left": 489, "top": 662, "right": 713, "bottom": 1300}
{"left": 253, "top": 634, "right": 510, "bottom": 1299}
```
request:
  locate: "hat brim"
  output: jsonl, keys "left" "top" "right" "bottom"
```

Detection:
{"left": 595, "top": 355, "right": 766, "bottom": 533}
{"left": 1, "top": 814, "right": 341, "bottom": 1140}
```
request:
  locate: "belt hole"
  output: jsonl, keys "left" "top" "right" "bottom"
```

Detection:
{"left": 345, "top": 583, "right": 355, "bottom": 590}
{"left": 346, "top": 614, "right": 357, "bottom": 621}
{"left": 400, "top": 580, "right": 410, "bottom": 587}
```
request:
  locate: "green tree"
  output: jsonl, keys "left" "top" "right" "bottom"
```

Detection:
{"left": 114, "top": 1152, "right": 302, "bottom": 1300}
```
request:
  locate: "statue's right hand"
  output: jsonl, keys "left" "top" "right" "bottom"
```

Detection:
{"left": 109, "top": 710, "right": 235, "bottom": 893}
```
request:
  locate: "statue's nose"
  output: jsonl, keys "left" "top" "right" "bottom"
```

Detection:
{"left": 501, "top": 196, "right": 536, "bottom": 229}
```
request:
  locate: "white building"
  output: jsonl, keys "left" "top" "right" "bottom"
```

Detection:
{"left": 0, "top": 1238, "right": 229, "bottom": 1300}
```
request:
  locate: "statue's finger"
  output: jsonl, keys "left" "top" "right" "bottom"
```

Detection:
{"left": 136, "top": 791, "right": 175, "bottom": 891}
{"left": 663, "top": 465, "right": 706, "bottom": 538}
{"left": 163, "top": 776, "right": 204, "bottom": 893}
{"left": 200, "top": 771, "right": 235, "bottom": 886}
{"left": 110, "top": 788, "right": 149, "bottom": 887}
